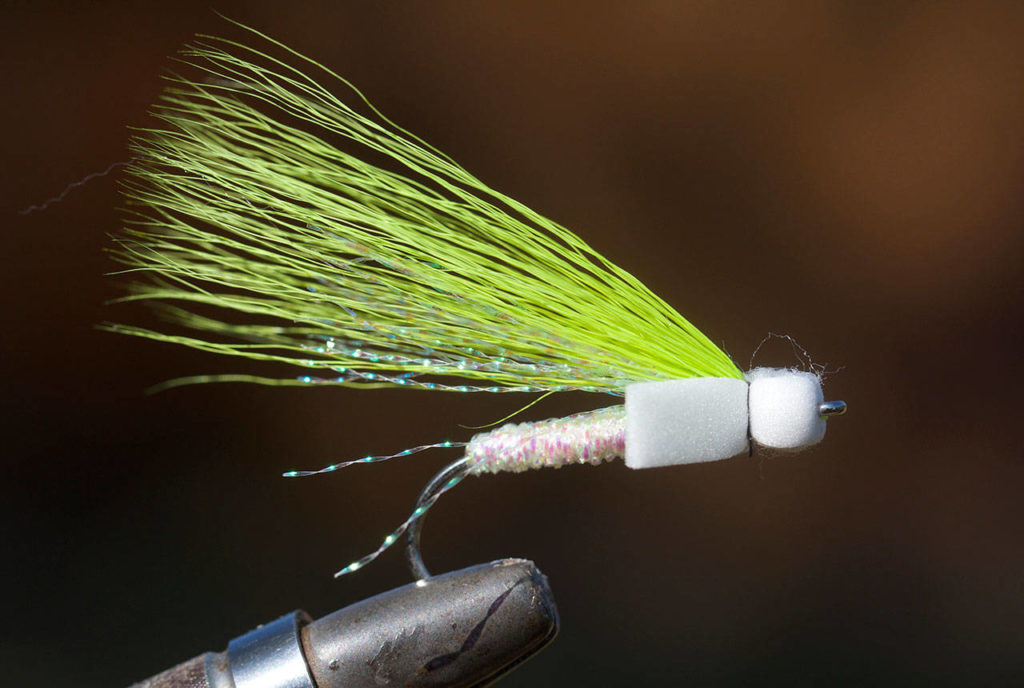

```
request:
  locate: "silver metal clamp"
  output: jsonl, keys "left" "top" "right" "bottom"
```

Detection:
{"left": 226, "top": 612, "right": 316, "bottom": 688}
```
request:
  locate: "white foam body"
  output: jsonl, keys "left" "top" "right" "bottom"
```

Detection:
{"left": 624, "top": 368, "right": 828, "bottom": 469}
{"left": 625, "top": 377, "right": 749, "bottom": 468}
{"left": 747, "top": 367, "right": 826, "bottom": 450}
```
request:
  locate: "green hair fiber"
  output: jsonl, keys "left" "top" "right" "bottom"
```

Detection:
{"left": 108, "top": 23, "right": 742, "bottom": 395}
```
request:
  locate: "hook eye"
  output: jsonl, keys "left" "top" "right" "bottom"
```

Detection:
{"left": 819, "top": 400, "right": 847, "bottom": 417}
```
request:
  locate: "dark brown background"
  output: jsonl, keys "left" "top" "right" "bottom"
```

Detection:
{"left": 3, "top": 2, "right": 1022, "bottom": 686}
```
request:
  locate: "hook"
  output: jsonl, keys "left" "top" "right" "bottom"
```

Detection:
{"left": 819, "top": 400, "right": 847, "bottom": 417}
{"left": 406, "top": 457, "right": 474, "bottom": 581}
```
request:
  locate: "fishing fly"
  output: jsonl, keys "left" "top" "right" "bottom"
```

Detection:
{"left": 110, "top": 23, "right": 846, "bottom": 581}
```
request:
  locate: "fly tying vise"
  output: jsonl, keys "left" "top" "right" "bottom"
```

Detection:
{"left": 109, "top": 22, "right": 846, "bottom": 581}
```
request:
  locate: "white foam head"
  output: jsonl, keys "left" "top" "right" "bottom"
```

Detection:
{"left": 746, "top": 367, "right": 826, "bottom": 450}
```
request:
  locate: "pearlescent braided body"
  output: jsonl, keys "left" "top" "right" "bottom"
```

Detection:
{"left": 467, "top": 406, "right": 626, "bottom": 474}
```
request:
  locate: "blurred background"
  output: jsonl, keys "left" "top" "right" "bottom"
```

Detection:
{"left": 3, "top": 2, "right": 1022, "bottom": 686}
